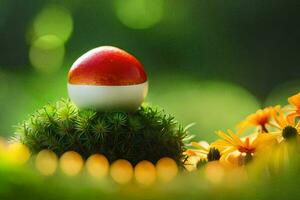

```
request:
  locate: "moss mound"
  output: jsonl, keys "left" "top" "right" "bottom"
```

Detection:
{"left": 14, "top": 99, "right": 188, "bottom": 166}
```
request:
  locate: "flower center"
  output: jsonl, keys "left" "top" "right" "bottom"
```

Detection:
{"left": 282, "top": 126, "right": 298, "bottom": 139}
{"left": 243, "top": 153, "right": 253, "bottom": 164}
{"left": 261, "top": 124, "right": 268, "bottom": 133}
{"left": 207, "top": 147, "right": 221, "bottom": 161}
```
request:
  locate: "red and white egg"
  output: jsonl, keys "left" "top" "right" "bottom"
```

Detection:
{"left": 67, "top": 46, "right": 148, "bottom": 111}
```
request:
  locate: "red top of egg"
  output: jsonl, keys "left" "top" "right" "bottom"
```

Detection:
{"left": 68, "top": 46, "right": 147, "bottom": 86}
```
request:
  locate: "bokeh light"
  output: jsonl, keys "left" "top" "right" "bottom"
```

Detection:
{"left": 204, "top": 161, "right": 225, "bottom": 184}
{"left": 149, "top": 77, "right": 260, "bottom": 139}
{"left": 226, "top": 167, "right": 248, "bottom": 187}
{"left": 32, "top": 5, "right": 73, "bottom": 43}
{"left": 110, "top": 159, "right": 133, "bottom": 184}
{"left": 29, "top": 35, "right": 65, "bottom": 74}
{"left": 35, "top": 150, "right": 58, "bottom": 176}
{"left": 156, "top": 157, "right": 178, "bottom": 182}
{"left": 134, "top": 160, "right": 156, "bottom": 186}
{"left": 114, "top": 0, "right": 164, "bottom": 29}
{"left": 6, "top": 142, "right": 30, "bottom": 165}
{"left": 59, "top": 151, "right": 83, "bottom": 176}
{"left": 265, "top": 80, "right": 300, "bottom": 106}
{"left": 85, "top": 154, "right": 109, "bottom": 179}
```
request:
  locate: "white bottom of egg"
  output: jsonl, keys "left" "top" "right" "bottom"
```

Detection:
{"left": 67, "top": 82, "right": 148, "bottom": 111}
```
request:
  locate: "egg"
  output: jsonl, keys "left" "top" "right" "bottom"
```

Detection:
{"left": 67, "top": 46, "right": 148, "bottom": 111}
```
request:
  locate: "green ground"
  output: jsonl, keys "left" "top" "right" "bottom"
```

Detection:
{"left": 1, "top": 156, "right": 300, "bottom": 200}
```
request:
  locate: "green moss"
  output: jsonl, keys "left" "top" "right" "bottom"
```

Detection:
{"left": 14, "top": 99, "right": 188, "bottom": 166}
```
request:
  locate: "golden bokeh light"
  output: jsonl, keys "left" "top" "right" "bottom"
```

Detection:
{"left": 110, "top": 159, "right": 133, "bottom": 184}
{"left": 86, "top": 154, "right": 109, "bottom": 179}
{"left": 156, "top": 157, "right": 178, "bottom": 183}
{"left": 59, "top": 151, "right": 83, "bottom": 176}
{"left": 134, "top": 160, "right": 156, "bottom": 186}
{"left": 225, "top": 167, "right": 248, "bottom": 188}
{"left": 204, "top": 161, "right": 225, "bottom": 184}
{"left": 35, "top": 150, "right": 58, "bottom": 176}
{"left": 29, "top": 35, "right": 65, "bottom": 74}
{"left": 6, "top": 142, "right": 30, "bottom": 165}
{"left": 115, "top": 0, "right": 164, "bottom": 29}
{"left": 32, "top": 5, "right": 73, "bottom": 42}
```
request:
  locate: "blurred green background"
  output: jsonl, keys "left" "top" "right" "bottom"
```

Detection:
{"left": 0, "top": 0, "right": 299, "bottom": 140}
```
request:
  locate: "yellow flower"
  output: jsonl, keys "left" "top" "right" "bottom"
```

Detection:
{"left": 287, "top": 92, "right": 300, "bottom": 120}
{"left": 185, "top": 141, "right": 222, "bottom": 170}
{"left": 237, "top": 106, "right": 280, "bottom": 133}
{"left": 212, "top": 130, "right": 277, "bottom": 167}
{"left": 270, "top": 110, "right": 300, "bottom": 141}
{"left": 186, "top": 141, "right": 221, "bottom": 161}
